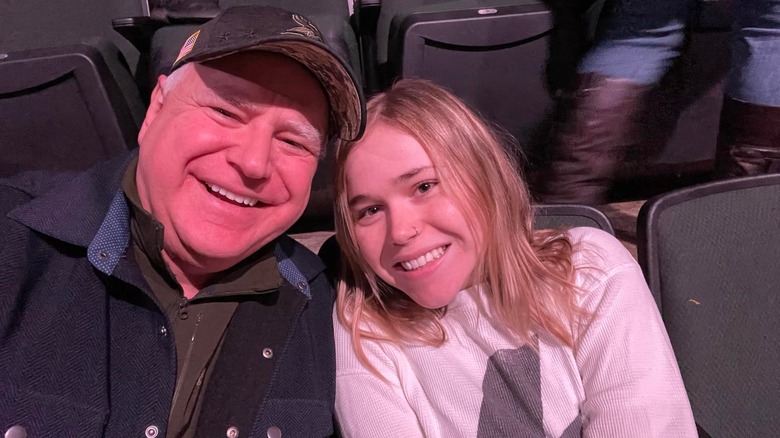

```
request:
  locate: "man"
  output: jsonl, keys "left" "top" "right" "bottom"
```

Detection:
{"left": 0, "top": 6, "right": 364, "bottom": 438}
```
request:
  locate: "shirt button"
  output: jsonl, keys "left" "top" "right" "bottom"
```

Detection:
{"left": 297, "top": 281, "right": 308, "bottom": 291}
{"left": 262, "top": 348, "right": 273, "bottom": 359}
{"left": 159, "top": 326, "right": 168, "bottom": 337}
{"left": 267, "top": 426, "right": 281, "bottom": 438}
{"left": 226, "top": 426, "right": 239, "bottom": 438}
{"left": 98, "top": 250, "right": 109, "bottom": 260}
{"left": 179, "top": 311, "right": 189, "bottom": 320}
{"left": 4, "top": 425, "right": 27, "bottom": 438}
{"left": 145, "top": 425, "right": 159, "bottom": 438}
{"left": 179, "top": 298, "right": 188, "bottom": 308}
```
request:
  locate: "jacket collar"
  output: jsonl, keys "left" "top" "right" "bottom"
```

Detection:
{"left": 8, "top": 152, "right": 135, "bottom": 248}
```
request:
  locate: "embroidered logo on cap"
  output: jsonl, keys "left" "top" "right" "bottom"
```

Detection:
{"left": 174, "top": 30, "right": 201, "bottom": 64}
{"left": 281, "top": 14, "right": 322, "bottom": 41}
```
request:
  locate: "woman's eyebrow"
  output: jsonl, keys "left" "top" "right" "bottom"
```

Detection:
{"left": 348, "top": 193, "right": 371, "bottom": 209}
{"left": 347, "top": 166, "right": 435, "bottom": 207}
{"left": 395, "top": 166, "right": 434, "bottom": 183}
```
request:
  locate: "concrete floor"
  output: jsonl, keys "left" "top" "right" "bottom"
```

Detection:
{"left": 291, "top": 200, "right": 646, "bottom": 261}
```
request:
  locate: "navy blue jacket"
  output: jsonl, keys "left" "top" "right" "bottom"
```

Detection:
{"left": 0, "top": 153, "right": 337, "bottom": 437}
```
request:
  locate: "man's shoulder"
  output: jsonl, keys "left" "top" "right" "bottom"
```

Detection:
{"left": 0, "top": 170, "right": 79, "bottom": 214}
{"left": 277, "top": 234, "right": 327, "bottom": 276}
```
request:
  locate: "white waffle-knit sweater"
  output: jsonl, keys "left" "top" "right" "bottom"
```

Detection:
{"left": 335, "top": 227, "right": 696, "bottom": 437}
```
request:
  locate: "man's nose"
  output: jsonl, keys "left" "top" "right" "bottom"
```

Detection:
{"left": 225, "top": 128, "right": 273, "bottom": 180}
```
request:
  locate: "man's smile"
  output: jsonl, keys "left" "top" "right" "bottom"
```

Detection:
{"left": 205, "top": 182, "right": 259, "bottom": 207}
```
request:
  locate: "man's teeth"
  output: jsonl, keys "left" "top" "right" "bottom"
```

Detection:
{"left": 206, "top": 183, "right": 258, "bottom": 207}
{"left": 401, "top": 246, "right": 446, "bottom": 271}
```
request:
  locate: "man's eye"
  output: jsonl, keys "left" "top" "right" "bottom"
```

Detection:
{"left": 283, "top": 138, "right": 305, "bottom": 150}
{"left": 212, "top": 107, "right": 236, "bottom": 119}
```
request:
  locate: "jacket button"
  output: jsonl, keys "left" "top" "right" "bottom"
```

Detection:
{"left": 4, "top": 425, "right": 27, "bottom": 438}
{"left": 145, "top": 425, "right": 159, "bottom": 438}
{"left": 267, "top": 426, "right": 281, "bottom": 438}
{"left": 262, "top": 348, "right": 273, "bottom": 359}
{"left": 226, "top": 426, "right": 239, "bottom": 438}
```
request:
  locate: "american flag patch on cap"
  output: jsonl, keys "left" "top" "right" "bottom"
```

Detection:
{"left": 174, "top": 30, "right": 201, "bottom": 64}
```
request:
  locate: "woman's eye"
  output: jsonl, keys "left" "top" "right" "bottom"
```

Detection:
{"left": 358, "top": 206, "right": 380, "bottom": 219}
{"left": 417, "top": 181, "right": 437, "bottom": 193}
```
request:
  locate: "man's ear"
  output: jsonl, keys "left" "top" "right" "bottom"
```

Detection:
{"left": 138, "top": 75, "right": 168, "bottom": 144}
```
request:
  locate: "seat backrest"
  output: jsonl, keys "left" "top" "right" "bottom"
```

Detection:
{"left": 376, "top": 0, "right": 552, "bottom": 158}
{"left": 532, "top": 204, "right": 614, "bottom": 234}
{"left": 0, "top": 0, "right": 148, "bottom": 75}
{"left": 637, "top": 173, "right": 780, "bottom": 437}
{"left": 146, "top": 0, "right": 361, "bottom": 82}
{"left": 0, "top": 44, "right": 142, "bottom": 177}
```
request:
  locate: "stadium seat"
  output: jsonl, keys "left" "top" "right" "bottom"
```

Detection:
{"left": 0, "top": 0, "right": 149, "bottom": 78}
{"left": 637, "top": 173, "right": 780, "bottom": 437}
{"left": 374, "top": 0, "right": 553, "bottom": 159}
{"left": 533, "top": 203, "right": 613, "bottom": 234}
{"left": 0, "top": 44, "right": 144, "bottom": 177}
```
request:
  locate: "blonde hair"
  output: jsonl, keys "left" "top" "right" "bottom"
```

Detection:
{"left": 334, "top": 79, "right": 580, "bottom": 369}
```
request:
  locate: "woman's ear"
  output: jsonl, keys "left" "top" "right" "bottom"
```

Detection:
{"left": 137, "top": 75, "right": 169, "bottom": 144}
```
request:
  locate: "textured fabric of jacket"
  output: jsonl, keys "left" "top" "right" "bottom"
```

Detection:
{"left": 0, "top": 152, "right": 336, "bottom": 437}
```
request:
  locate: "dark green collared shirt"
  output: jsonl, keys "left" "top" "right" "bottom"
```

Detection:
{"left": 122, "top": 160, "right": 282, "bottom": 438}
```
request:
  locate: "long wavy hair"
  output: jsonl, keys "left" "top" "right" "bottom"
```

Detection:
{"left": 334, "top": 79, "right": 580, "bottom": 370}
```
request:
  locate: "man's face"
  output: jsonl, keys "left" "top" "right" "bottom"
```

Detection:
{"left": 136, "top": 51, "right": 328, "bottom": 277}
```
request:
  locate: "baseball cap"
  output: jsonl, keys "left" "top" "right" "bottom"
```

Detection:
{"left": 170, "top": 5, "right": 366, "bottom": 141}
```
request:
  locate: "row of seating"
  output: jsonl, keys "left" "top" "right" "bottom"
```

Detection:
{"left": 321, "top": 173, "right": 780, "bottom": 438}
{"left": 2, "top": 0, "right": 732, "bottom": 177}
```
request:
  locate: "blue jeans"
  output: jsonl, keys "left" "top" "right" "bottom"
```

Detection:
{"left": 579, "top": 0, "right": 780, "bottom": 106}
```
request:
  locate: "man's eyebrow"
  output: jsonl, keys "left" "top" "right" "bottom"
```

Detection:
{"left": 207, "top": 85, "right": 258, "bottom": 112}
{"left": 285, "top": 119, "right": 324, "bottom": 147}
{"left": 205, "top": 84, "right": 324, "bottom": 148}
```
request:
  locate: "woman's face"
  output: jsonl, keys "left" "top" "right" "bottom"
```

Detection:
{"left": 344, "top": 121, "right": 482, "bottom": 309}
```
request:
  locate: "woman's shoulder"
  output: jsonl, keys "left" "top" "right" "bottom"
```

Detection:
{"left": 565, "top": 226, "right": 637, "bottom": 272}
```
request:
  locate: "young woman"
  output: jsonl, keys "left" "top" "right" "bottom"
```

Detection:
{"left": 332, "top": 79, "right": 696, "bottom": 437}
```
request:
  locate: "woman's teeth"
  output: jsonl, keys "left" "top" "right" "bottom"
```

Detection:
{"left": 401, "top": 246, "right": 446, "bottom": 271}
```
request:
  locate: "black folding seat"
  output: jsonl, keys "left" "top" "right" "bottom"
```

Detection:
{"left": 637, "top": 173, "right": 780, "bottom": 436}
{"left": 0, "top": 44, "right": 144, "bottom": 177}
{"left": 371, "top": 0, "right": 553, "bottom": 160}
{"left": 0, "top": 0, "right": 149, "bottom": 80}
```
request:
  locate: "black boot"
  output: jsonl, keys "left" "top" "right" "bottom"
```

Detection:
{"left": 715, "top": 96, "right": 780, "bottom": 178}
{"left": 536, "top": 73, "right": 651, "bottom": 205}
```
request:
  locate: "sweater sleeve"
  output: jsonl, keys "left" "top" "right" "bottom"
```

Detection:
{"left": 333, "top": 312, "right": 425, "bottom": 438}
{"left": 569, "top": 228, "right": 697, "bottom": 437}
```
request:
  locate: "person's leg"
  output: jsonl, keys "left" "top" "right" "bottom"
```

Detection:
{"left": 716, "top": 0, "right": 780, "bottom": 177}
{"left": 538, "top": 0, "right": 694, "bottom": 204}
